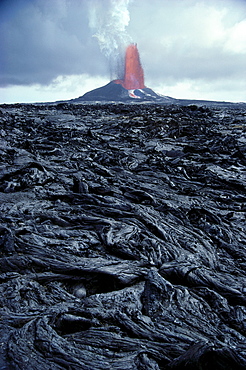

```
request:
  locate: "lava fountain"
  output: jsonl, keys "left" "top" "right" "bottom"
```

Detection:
{"left": 114, "top": 43, "right": 145, "bottom": 90}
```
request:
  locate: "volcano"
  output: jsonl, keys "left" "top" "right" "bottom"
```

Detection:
{"left": 55, "top": 44, "right": 243, "bottom": 106}
{"left": 76, "top": 44, "right": 173, "bottom": 102}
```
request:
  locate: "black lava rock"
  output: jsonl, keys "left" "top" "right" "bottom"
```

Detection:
{"left": 0, "top": 102, "right": 245, "bottom": 369}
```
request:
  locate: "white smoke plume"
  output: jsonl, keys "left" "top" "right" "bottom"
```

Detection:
{"left": 88, "top": 0, "right": 132, "bottom": 80}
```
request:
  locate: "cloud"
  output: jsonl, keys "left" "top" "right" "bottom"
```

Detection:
{"left": 0, "top": 74, "right": 108, "bottom": 103}
{"left": 0, "top": 0, "right": 107, "bottom": 86}
{"left": 0, "top": 0, "right": 245, "bottom": 102}
{"left": 129, "top": 0, "right": 246, "bottom": 78}
{"left": 225, "top": 19, "right": 246, "bottom": 53}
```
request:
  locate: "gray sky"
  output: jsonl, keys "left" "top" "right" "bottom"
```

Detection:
{"left": 0, "top": 0, "right": 246, "bottom": 103}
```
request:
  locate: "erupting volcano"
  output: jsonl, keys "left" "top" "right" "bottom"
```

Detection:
{"left": 78, "top": 43, "right": 172, "bottom": 102}
{"left": 114, "top": 44, "right": 145, "bottom": 90}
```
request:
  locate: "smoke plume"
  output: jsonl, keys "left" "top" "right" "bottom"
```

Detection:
{"left": 89, "top": 0, "right": 132, "bottom": 80}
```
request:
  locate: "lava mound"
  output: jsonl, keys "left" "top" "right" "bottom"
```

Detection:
{"left": 0, "top": 102, "right": 246, "bottom": 369}
{"left": 74, "top": 81, "right": 166, "bottom": 102}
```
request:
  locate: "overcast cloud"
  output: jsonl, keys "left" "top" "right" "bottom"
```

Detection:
{"left": 0, "top": 0, "right": 245, "bottom": 103}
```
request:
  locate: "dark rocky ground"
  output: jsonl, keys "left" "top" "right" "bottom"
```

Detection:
{"left": 0, "top": 102, "right": 246, "bottom": 369}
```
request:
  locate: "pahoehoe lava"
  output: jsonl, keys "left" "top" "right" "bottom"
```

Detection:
{"left": 0, "top": 101, "right": 246, "bottom": 369}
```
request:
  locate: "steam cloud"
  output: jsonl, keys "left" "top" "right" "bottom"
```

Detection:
{"left": 89, "top": 0, "right": 132, "bottom": 80}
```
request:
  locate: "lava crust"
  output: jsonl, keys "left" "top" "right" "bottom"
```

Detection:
{"left": 0, "top": 102, "right": 246, "bottom": 369}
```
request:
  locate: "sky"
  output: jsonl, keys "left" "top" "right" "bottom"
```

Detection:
{"left": 0, "top": 0, "right": 246, "bottom": 103}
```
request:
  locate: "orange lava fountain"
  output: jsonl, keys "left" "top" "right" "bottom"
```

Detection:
{"left": 115, "top": 44, "right": 145, "bottom": 90}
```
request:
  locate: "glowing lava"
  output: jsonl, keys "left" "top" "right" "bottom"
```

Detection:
{"left": 115, "top": 44, "right": 145, "bottom": 90}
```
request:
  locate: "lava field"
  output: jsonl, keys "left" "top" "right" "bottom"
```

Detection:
{"left": 0, "top": 102, "right": 246, "bottom": 369}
